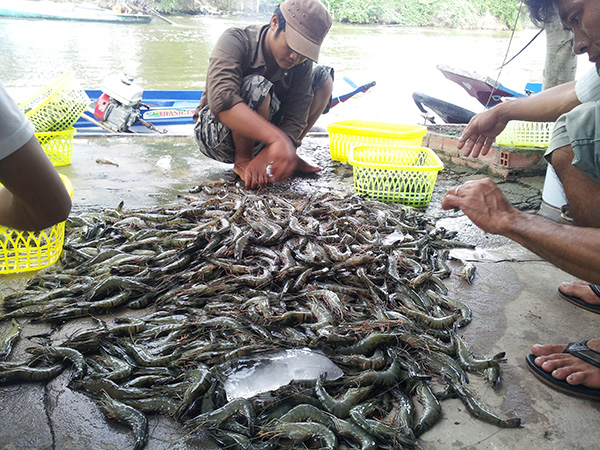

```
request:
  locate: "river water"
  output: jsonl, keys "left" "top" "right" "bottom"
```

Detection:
{"left": 0, "top": 14, "right": 594, "bottom": 126}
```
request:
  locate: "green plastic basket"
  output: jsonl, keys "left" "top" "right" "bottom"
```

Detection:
{"left": 35, "top": 128, "right": 76, "bottom": 167}
{"left": 349, "top": 145, "right": 443, "bottom": 207}
{"left": 495, "top": 120, "right": 554, "bottom": 148}
{"left": 19, "top": 72, "right": 90, "bottom": 133}
{"left": 0, "top": 174, "right": 73, "bottom": 274}
{"left": 327, "top": 120, "right": 427, "bottom": 162}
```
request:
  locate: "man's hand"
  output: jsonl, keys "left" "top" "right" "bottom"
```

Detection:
{"left": 458, "top": 108, "right": 508, "bottom": 158}
{"left": 234, "top": 136, "right": 298, "bottom": 189}
{"left": 265, "top": 137, "right": 298, "bottom": 184}
{"left": 234, "top": 158, "right": 273, "bottom": 190}
{"left": 441, "top": 178, "right": 518, "bottom": 235}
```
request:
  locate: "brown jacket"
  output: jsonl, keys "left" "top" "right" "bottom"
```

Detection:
{"left": 197, "top": 24, "right": 313, "bottom": 147}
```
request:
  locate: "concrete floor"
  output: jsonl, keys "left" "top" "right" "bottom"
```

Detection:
{"left": 0, "top": 134, "right": 598, "bottom": 449}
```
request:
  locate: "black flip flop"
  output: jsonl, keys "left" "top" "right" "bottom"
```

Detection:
{"left": 558, "top": 284, "right": 600, "bottom": 315}
{"left": 525, "top": 340, "right": 600, "bottom": 401}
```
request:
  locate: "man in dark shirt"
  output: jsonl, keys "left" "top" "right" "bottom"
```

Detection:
{"left": 193, "top": 0, "right": 333, "bottom": 189}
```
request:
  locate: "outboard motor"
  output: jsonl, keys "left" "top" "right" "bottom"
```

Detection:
{"left": 94, "top": 75, "right": 143, "bottom": 132}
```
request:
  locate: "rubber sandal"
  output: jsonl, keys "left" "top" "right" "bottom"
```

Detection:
{"left": 525, "top": 340, "right": 600, "bottom": 401}
{"left": 558, "top": 284, "right": 600, "bottom": 315}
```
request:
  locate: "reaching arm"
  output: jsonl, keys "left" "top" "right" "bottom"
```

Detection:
{"left": 0, "top": 136, "right": 71, "bottom": 231}
{"left": 442, "top": 179, "right": 600, "bottom": 284}
{"left": 459, "top": 81, "right": 580, "bottom": 158}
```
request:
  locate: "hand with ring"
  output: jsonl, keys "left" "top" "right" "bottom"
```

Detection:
{"left": 441, "top": 178, "right": 517, "bottom": 235}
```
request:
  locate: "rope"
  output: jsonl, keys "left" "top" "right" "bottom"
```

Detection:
{"left": 495, "top": 26, "right": 544, "bottom": 70}
{"left": 484, "top": 0, "right": 525, "bottom": 108}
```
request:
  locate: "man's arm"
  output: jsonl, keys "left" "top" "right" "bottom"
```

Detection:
{"left": 459, "top": 81, "right": 580, "bottom": 158}
{"left": 442, "top": 179, "right": 600, "bottom": 284}
{"left": 274, "top": 61, "right": 313, "bottom": 146}
{"left": 0, "top": 136, "right": 71, "bottom": 231}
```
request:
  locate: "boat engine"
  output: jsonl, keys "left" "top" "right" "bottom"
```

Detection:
{"left": 94, "top": 75, "right": 143, "bottom": 132}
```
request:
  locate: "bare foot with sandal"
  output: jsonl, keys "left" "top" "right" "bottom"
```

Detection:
{"left": 558, "top": 281, "right": 600, "bottom": 314}
{"left": 526, "top": 339, "right": 600, "bottom": 401}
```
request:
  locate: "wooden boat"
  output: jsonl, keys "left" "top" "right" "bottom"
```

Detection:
{"left": 75, "top": 77, "right": 376, "bottom": 135}
{"left": 412, "top": 65, "right": 543, "bottom": 124}
{"left": 437, "top": 64, "right": 541, "bottom": 107}
{"left": 412, "top": 92, "right": 476, "bottom": 125}
{"left": 0, "top": 0, "right": 153, "bottom": 24}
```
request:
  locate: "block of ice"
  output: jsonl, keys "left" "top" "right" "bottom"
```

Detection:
{"left": 223, "top": 347, "right": 343, "bottom": 400}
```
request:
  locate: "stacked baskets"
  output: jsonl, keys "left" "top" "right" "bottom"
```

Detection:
{"left": 327, "top": 120, "right": 427, "bottom": 162}
{"left": 0, "top": 174, "right": 73, "bottom": 274}
{"left": 19, "top": 72, "right": 90, "bottom": 166}
{"left": 1, "top": 74, "right": 85, "bottom": 273}
{"left": 327, "top": 120, "right": 443, "bottom": 207}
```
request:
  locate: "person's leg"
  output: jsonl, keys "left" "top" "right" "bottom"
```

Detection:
{"left": 527, "top": 105, "right": 600, "bottom": 396}
{"left": 299, "top": 74, "right": 333, "bottom": 141}
{"left": 232, "top": 92, "right": 272, "bottom": 183}
{"left": 531, "top": 339, "right": 600, "bottom": 390}
{"left": 292, "top": 66, "right": 334, "bottom": 175}
{"left": 545, "top": 103, "right": 600, "bottom": 305}
{"left": 194, "top": 74, "right": 277, "bottom": 167}
{"left": 551, "top": 145, "right": 600, "bottom": 228}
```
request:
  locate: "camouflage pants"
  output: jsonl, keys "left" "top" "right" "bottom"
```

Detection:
{"left": 194, "top": 65, "right": 333, "bottom": 164}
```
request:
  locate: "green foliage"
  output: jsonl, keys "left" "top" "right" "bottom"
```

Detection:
{"left": 470, "top": 0, "right": 522, "bottom": 26}
{"left": 146, "top": 0, "right": 181, "bottom": 13}
{"left": 148, "top": 0, "right": 522, "bottom": 28}
{"left": 328, "top": 0, "right": 380, "bottom": 24}
{"left": 327, "top": 0, "right": 520, "bottom": 26}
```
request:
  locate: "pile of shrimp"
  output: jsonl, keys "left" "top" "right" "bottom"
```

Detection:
{"left": 0, "top": 182, "right": 520, "bottom": 450}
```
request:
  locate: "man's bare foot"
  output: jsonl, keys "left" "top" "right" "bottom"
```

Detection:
{"left": 296, "top": 156, "right": 321, "bottom": 174}
{"left": 233, "top": 162, "right": 246, "bottom": 180}
{"left": 558, "top": 280, "right": 600, "bottom": 306}
{"left": 531, "top": 339, "right": 600, "bottom": 389}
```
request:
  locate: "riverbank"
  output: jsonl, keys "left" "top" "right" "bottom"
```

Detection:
{"left": 48, "top": 0, "right": 517, "bottom": 30}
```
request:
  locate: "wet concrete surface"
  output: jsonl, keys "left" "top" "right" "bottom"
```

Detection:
{"left": 1, "top": 134, "right": 599, "bottom": 449}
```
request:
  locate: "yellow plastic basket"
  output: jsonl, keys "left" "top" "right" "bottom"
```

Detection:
{"left": 327, "top": 120, "right": 427, "bottom": 162}
{"left": 19, "top": 72, "right": 90, "bottom": 133}
{"left": 0, "top": 174, "right": 73, "bottom": 274}
{"left": 495, "top": 121, "right": 554, "bottom": 148}
{"left": 35, "top": 128, "right": 76, "bottom": 167}
{"left": 349, "top": 145, "right": 443, "bottom": 207}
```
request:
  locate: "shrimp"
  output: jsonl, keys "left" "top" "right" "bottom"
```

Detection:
{"left": 266, "top": 421, "right": 337, "bottom": 450}
{"left": 454, "top": 335, "right": 506, "bottom": 372}
{"left": 279, "top": 404, "right": 333, "bottom": 427}
{"left": 315, "top": 372, "right": 373, "bottom": 418}
{"left": 98, "top": 392, "right": 148, "bottom": 450}
{"left": 0, "top": 363, "right": 65, "bottom": 382}
{"left": 26, "top": 346, "right": 87, "bottom": 380}
{"left": 412, "top": 380, "right": 442, "bottom": 437}
{"left": 187, "top": 398, "right": 255, "bottom": 436}
{"left": 349, "top": 400, "right": 416, "bottom": 448}
{"left": 328, "top": 415, "right": 377, "bottom": 450}
{"left": 0, "top": 319, "right": 21, "bottom": 360}
{"left": 349, "top": 357, "right": 407, "bottom": 387}
{"left": 450, "top": 381, "right": 521, "bottom": 428}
